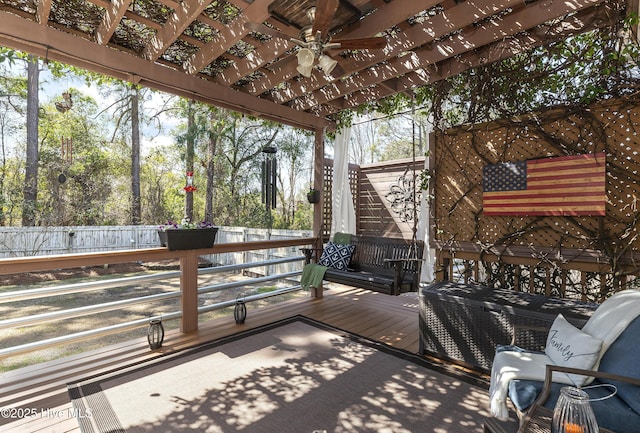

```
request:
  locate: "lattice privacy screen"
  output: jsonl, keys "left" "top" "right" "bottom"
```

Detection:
{"left": 432, "top": 97, "right": 640, "bottom": 266}
{"left": 322, "top": 158, "right": 425, "bottom": 241}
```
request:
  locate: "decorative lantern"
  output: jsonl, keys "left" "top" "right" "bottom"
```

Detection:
{"left": 147, "top": 318, "right": 165, "bottom": 350}
{"left": 551, "top": 386, "right": 599, "bottom": 433}
{"left": 234, "top": 296, "right": 247, "bottom": 324}
{"left": 184, "top": 171, "right": 197, "bottom": 193}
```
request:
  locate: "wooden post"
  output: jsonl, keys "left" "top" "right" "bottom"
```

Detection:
{"left": 180, "top": 252, "right": 199, "bottom": 332}
{"left": 311, "top": 129, "right": 325, "bottom": 298}
{"left": 313, "top": 128, "right": 324, "bottom": 248}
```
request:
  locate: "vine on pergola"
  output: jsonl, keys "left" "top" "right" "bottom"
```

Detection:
{"left": 333, "top": 3, "right": 640, "bottom": 297}
{"left": 336, "top": 0, "right": 638, "bottom": 130}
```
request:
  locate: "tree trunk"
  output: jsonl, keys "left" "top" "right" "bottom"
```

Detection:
{"left": 130, "top": 84, "right": 141, "bottom": 225}
{"left": 184, "top": 100, "right": 195, "bottom": 222}
{"left": 0, "top": 112, "right": 7, "bottom": 226}
{"left": 204, "top": 108, "right": 217, "bottom": 224}
{"left": 22, "top": 55, "right": 39, "bottom": 226}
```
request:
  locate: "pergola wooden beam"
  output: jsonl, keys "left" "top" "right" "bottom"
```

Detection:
{"left": 96, "top": 0, "right": 132, "bottom": 45}
{"left": 242, "top": 0, "right": 431, "bottom": 99}
{"left": 304, "top": 0, "right": 610, "bottom": 115}
{"left": 314, "top": 5, "right": 619, "bottom": 118}
{"left": 183, "top": 0, "right": 274, "bottom": 74}
{"left": 143, "top": 0, "right": 211, "bottom": 61}
{"left": 0, "top": 0, "right": 625, "bottom": 128}
{"left": 0, "top": 10, "right": 329, "bottom": 132}
{"left": 36, "top": 0, "right": 51, "bottom": 25}
{"left": 273, "top": 0, "right": 521, "bottom": 108}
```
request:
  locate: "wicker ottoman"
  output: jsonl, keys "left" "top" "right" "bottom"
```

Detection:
{"left": 418, "top": 281, "right": 598, "bottom": 372}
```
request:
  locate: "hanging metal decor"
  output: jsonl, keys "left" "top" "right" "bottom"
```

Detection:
{"left": 55, "top": 91, "right": 73, "bottom": 113}
{"left": 234, "top": 295, "right": 247, "bottom": 324}
{"left": 385, "top": 170, "right": 421, "bottom": 223}
{"left": 261, "top": 146, "right": 277, "bottom": 211}
{"left": 147, "top": 318, "right": 165, "bottom": 350}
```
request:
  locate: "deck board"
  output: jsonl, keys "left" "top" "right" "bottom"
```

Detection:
{"left": 0, "top": 285, "right": 433, "bottom": 433}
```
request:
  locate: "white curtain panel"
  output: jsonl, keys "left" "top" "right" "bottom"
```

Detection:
{"left": 418, "top": 127, "right": 435, "bottom": 283}
{"left": 330, "top": 127, "right": 357, "bottom": 238}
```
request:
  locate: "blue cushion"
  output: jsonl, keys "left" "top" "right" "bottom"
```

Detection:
{"left": 318, "top": 242, "right": 355, "bottom": 271}
{"left": 509, "top": 380, "right": 640, "bottom": 433}
{"left": 508, "top": 379, "right": 543, "bottom": 411}
{"left": 597, "top": 314, "right": 640, "bottom": 414}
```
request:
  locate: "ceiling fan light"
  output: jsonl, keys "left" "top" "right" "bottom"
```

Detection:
{"left": 296, "top": 48, "right": 315, "bottom": 67}
{"left": 318, "top": 54, "right": 338, "bottom": 75}
{"left": 296, "top": 63, "right": 313, "bottom": 77}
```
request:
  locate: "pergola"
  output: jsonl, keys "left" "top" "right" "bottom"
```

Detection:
{"left": 0, "top": 0, "right": 636, "bottom": 245}
{"left": 1, "top": 5, "right": 640, "bottom": 431}
{"left": 0, "top": 0, "right": 632, "bottom": 133}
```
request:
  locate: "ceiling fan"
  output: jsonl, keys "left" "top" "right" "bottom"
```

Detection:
{"left": 246, "top": 0, "right": 386, "bottom": 78}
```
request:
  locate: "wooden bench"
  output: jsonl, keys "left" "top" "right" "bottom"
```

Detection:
{"left": 302, "top": 235, "right": 424, "bottom": 296}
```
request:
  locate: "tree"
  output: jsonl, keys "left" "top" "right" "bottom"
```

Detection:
{"left": 0, "top": 55, "right": 27, "bottom": 225}
{"left": 22, "top": 55, "right": 38, "bottom": 226}
{"left": 37, "top": 89, "right": 112, "bottom": 225}
{"left": 350, "top": 113, "right": 386, "bottom": 164}
{"left": 273, "top": 127, "right": 313, "bottom": 228}
{"left": 130, "top": 84, "right": 141, "bottom": 224}
{"left": 141, "top": 145, "right": 181, "bottom": 223}
{"left": 223, "top": 116, "right": 280, "bottom": 226}
{"left": 97, "top": 81, "right": 160, "bottom": 225}
{"left": 204, "top": 106, "right": 233, "bottom": 224}
{"left": 172, "top": 99, "right": 211, "bottom": 223}
{"left": 184, "top": 99, "right": 195, "bottom": 222}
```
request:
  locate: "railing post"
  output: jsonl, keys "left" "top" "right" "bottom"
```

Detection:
{"left": 180, "top": 252, "right": 199, "bottom": 333}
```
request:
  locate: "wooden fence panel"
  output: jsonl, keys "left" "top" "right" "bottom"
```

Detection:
{"left": 321, "top": 157, "right": 425, "bottom": 241}
{"left": 0, "top": 226, "right": 312, "bottom": 272}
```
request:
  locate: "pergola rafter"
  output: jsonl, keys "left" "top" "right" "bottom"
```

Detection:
{"left": 0, "top": 0, "right": 630, "bottom": 131}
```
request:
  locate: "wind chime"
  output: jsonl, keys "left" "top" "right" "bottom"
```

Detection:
{"left": 58, "top": 136, "right": 73, "bottom": 184}
{"left": 261, "top": 146, "right": 278, "bottom": 213}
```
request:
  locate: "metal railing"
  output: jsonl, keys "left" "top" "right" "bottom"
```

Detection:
{"left": 0, "top": 239, "right": 315, "bottom": 360}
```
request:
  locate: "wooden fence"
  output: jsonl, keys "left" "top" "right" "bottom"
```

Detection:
{"left": 0, "top": 226, "right": 312, "bottom": 276}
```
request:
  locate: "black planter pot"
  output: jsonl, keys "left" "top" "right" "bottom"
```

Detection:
{"left": 307, "top": 189, "right": 320, "bottom": 203}
{"left": 157, "top": 227, "right": 219, "bottom": 250}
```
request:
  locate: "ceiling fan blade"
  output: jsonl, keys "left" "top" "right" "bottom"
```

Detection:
{"left": 244, "top": 22, "right": 291, "bottom": 42}
{"left": 312, "top": 0, "right": 339, "bottom": 38}
{"left": 334, "top": 37, "right": 387, "bottom": 50}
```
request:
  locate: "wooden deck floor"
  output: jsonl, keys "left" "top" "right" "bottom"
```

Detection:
{"left": 0, "top": 285, "right": 482, "bottom": 433}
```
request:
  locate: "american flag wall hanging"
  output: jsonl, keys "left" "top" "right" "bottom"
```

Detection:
{"left": 482, "top": 153, "right": 606, "bottom": 216}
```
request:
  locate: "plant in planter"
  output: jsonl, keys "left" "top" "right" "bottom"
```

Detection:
{"left": 307, "top": 187, "right": 321, "bottom": 203}
{"left": 157, "top": 218, "right": 218, "bottom": 250}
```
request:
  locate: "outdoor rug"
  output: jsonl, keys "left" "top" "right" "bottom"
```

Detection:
{"left": 68, "top": 315, "right": 492, "bottom": 433}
